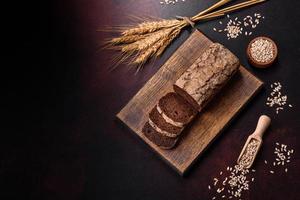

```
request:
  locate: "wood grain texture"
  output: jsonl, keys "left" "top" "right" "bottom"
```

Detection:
{"left": 117, "top": 30, "right": 263, "bottom": 175}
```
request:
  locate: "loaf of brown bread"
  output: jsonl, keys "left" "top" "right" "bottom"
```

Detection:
{"left": 142, "top": 43, "right": 239, "bottom": 149}
{"left": 174, "top": 43, "right": 240, "bottom": 111}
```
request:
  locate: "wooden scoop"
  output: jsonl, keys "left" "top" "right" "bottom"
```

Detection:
{"left": 237, "top": 115, "right": 271, "bottom": 168}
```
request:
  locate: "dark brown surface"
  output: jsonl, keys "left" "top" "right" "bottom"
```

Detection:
{"left": 2, "top": 0, "right": 300, "bottom": 200}
{"left": 117, "top": 30, "right": 263, "bottom": 175}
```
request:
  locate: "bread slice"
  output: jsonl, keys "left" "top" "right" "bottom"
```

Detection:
{"left": 142, "top": 92, "right": 197, "bottom": 149}
{"left": 157, "top": 92, "right": 197, "bottom": 126}
{"left": 149, "top": 106, "right": 183, "bottom": 138}
{"left": 174, "top": 43, "right": 240, "bottom": 111}
{"left": 142, "top": 122, "right": 178, "bottom": 149}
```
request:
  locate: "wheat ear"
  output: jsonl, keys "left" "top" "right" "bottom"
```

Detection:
{"left": 110, "top": 34, "right": 146, "bottom": 45}
{"left": 122, "top": 19, "right": 180, "bottom": 36}
{"left": 156, "top": 28, "right": 182, "bottom": 57}
{"left": 132, "top": 28, "right": 175, "bottom": 65}
{"left": 121, "top": 27, "right": 175, "bottom": 53}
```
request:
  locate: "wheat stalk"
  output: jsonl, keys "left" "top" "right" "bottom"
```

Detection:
{"left": 109, "top": 34, "right": 146, "bottom": 45}
{"left": 121, "top": 27, "right": 177, "bottom": 53}
{"left": 106, "top": 0, "right": 266, "bottom": 71}
{"left": 133, "top": 28, "right": 176, "bottom": 64}
{"left": 156, "top": 28, "right": 182, "bottom": 57}
{"left": 121, "top": 19, "right": 180, "bottom": 36}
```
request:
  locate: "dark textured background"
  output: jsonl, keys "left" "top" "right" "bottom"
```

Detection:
{"left": 2, "top": 0, "right": 300, "bottom": 199}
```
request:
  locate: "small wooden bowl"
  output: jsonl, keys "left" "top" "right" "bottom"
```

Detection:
{"left": 247, "top": 36, "right": 278, "bottom": 68}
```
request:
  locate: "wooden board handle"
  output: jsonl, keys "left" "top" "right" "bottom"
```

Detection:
{"left": 253, "top": 115, "right": 271, "bottom": 138}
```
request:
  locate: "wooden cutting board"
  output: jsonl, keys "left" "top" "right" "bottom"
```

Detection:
{"left": 117, "top": 30, "right": 263, "bottom": 175}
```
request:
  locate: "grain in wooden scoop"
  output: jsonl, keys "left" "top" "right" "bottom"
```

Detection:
{"left": 237, "top": 115, "right": 271, "bottom": 168}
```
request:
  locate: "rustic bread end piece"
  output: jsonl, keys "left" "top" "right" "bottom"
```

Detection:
{"left": 149, "top": 107, "right": 183, "bottom": 138}
{"left": 142, "top": 122, "right": 178, "bottom": 149}
{"left": 174, "top": 43, "right": 240, "bottom": 111}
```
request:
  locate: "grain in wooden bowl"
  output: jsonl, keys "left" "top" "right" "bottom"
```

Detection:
{"left": 247, "top": 36, "right": 278, "bottom": 68}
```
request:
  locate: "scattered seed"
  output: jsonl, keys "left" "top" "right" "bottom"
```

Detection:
{"left": 266, "top": 82, "right": 291, "bottom": 114}
{"left": 209, "top": 164, "right": 254, "bottom": 199}
{"left": 214, "top": 178, "right": 218, "bottom": 186}
{"left": 160, "top": 0, "right": 188, "bottom": 5}
{"left": 212, "top": 13, "right": 264, "bottom": 39}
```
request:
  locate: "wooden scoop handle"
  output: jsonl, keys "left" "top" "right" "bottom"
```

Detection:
{"left": 253, "top": 115, "right": 271, "bottom": 138}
